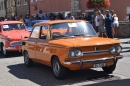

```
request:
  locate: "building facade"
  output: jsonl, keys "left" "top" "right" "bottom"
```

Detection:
{"left": 0, "top": 0, "right": 6, "bottom": 18}
{"left": 30, "top": 0, "right": 72, "bottom": 17}
{"left": 16, "top": 0, "right": 30, "bottom": 17}
{"left": 29, "top": 0, "right": 130, "bottom": 21}
{"left": 6, "top": 0, "right": 16, "bottom": 18}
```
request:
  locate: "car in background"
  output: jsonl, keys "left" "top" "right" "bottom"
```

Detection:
{"left": 26, "top": 20, "right": 50, "bottom": 32}
{"left": 22, "top": 20, "right": 123, "bottom": 79}
{"left": 0, "top": 21, "right": 30, "bottom": 56}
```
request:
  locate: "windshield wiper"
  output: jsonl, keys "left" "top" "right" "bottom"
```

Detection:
{"left": 74, "top": 34, "right": 86, "bottom": 36}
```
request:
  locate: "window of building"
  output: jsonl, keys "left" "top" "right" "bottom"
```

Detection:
{"left": 127, "top": 7, "right": 130, "bottom": 14}
{"left": 24, "top": 0, "right": 27, "bottom": 5}
{"left": 17, "top": 0, "right": 20, "bottom": 6}
{"left": 31, "top": 0, "right": 37, "bottom": 3}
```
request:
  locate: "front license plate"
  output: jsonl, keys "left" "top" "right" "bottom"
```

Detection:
{"left": 93, "top": 63, "right": 106, "bottom": 68}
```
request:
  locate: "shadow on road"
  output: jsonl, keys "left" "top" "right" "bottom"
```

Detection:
{"left": 86, "top": 78, "right": 130, "bottom": 86}
{"left": 7, "top": 63, "right": 127, "bottom": 86}
{"left": 0, "top": 52, "right": 22, "bottom": 58}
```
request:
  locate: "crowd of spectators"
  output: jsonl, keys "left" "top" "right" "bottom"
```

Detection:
{"left": 0, "top": 11, "right": 130, "bottom": 38}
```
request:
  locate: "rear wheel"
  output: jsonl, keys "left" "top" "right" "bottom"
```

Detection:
{"left": 102, "top": 62, "right": 117, "bottom": 74}
{"left": 24, "top": 51, "right": 33, "bottom": 67}
{"left": 52, "top": 57, "right": 68, "bottom": 80}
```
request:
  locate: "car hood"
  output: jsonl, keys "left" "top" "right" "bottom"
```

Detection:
{"left": 2, "top": 30, "right": 30, "bottom": 40}
{"left": 51, "top": 37, "right": 120, "bottom": 47}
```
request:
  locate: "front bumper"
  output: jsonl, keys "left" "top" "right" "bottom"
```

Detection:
{"left": 63, "top": 55, "right": 123, "bottom": 69}
{"left": 5, "top": 46, "right": 22, "bottom": 51}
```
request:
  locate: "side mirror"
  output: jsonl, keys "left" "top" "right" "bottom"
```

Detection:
{"left": 24, "top": 36, "right": 29, "bottom": 38}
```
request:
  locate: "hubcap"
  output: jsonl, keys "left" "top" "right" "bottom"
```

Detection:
{"left": 3, "top": 46, "right": 6, "bottom": 55}
{"left": 24, "top": 52, "right": 29, "bottom": 64}
{"left": 53, "top": 60, "right": 60, "bottom": 76}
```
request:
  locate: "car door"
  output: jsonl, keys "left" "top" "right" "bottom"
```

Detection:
{"left": 35, "top": 25, "right": 51, "bottom": 65}
{"left": 26, "top": 26, "right": 41, "bottom": 60}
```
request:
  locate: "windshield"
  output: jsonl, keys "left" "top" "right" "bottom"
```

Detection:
{"left": 3, "top": 24, "right": 25, "bottom": 31}
{"left": 50, "top": 22, "right": 96, "bottom": 39}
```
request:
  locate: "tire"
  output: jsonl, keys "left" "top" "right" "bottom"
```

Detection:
{"left": 24, "top": 51, "right": 33, "bottom": 67}
{"left": 102, "top": 62, "right": 117, "bottom": 74}
{"left": 2, "top": 44, "right": 9, "bottom": 56}
{"left": 52, "top": 57, "right": 67, "bottom": 80}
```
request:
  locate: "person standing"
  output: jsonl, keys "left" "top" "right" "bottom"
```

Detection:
{"left": 105, "top": 10, "right": 113, "bottom": 38}
{"left": 95, "top": 11, "right": 99, "bottom": 32}
{"left": 97, "top": 10, "right": 107, "bottom": 37}
{"left": 113, "top": 14, "right": 119, "bottom": 38}
{"left": 85, "top": 12, "right": 92, "bottom": 23}
{"left": 19, "top": 15, "right": 24, "bottom": 23}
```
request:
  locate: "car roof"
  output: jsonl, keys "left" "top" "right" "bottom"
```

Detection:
{"left": 34, "top": 20, "right": 87, "bottom": 26}
{"left": 0, "top": 21, "right": 23, "bottom": 25}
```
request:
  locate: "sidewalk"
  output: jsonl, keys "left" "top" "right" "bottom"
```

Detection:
{"left": 117, "top": 38, "right": 130, "bottom": 43}
{"left": 117, "top": 38, "right": 130, "bottom": 50}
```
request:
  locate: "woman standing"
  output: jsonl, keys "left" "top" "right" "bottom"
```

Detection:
{"left": 113, "top": 14, "right": 119, "bottom": 38}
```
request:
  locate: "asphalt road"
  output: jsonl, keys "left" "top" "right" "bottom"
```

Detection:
{"left": 0, "top": 43, "right": 130, "bottom": 86}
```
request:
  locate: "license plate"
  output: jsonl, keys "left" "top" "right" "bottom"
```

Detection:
{"left": 93, "top": 63, "right": 106, "bottom": 68}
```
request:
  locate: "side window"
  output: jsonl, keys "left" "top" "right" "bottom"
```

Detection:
{"left": 30, "top": 26, "right": 40, "bottom": 38}
{"left": 40, "top": 25, "right": 49, "bottom": 39}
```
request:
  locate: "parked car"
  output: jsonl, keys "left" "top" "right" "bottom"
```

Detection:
{"left": 27, "top": 20, "right": 50, "bottom": 32}
{"left": 22, "top": 20, "right": 123, "bottom": 80}
{"left": 0, "top": 21, "right": 30, "bottom": 56}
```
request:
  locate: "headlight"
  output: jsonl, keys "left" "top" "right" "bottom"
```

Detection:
{"left": 110, "top": 46, "right": 116, "bottom": 54}
{"left": 115, "top": 46, "right": 122, "bottom": 53}
{"left": 110, "top": 45, "right": 122, "bottom": 54}
{"left": 68, "top": 49, "right": 82, "bottom": 58}
{"left": 6, "top": 38, "right": 11, "bottom": 42}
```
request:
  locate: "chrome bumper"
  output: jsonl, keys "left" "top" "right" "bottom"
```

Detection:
{"left": 63, "top": 55, "right": 123, "bottom": 65}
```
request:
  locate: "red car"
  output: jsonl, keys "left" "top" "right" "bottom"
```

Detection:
{"left": 0, "top": 21, "right": 30, "bottom": 56}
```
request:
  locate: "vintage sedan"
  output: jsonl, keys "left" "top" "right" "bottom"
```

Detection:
{"left": 22, "top": 20, "right": 123, "bottom": 79}
{"left": 0, "top": 21, "right": 30, "bottom": 56}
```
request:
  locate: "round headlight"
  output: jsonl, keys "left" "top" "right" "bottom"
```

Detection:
{"left": 115, "top": 46, "right": 122, "bottom": 53}
{"left": 68, "top": 49, "right": 82, "bottom": 58}
{"left": 68, "top": 50, "right": 75, "bottom": 57}
{"left": 6, "top": 38, "right": 11, "bottom": 42}
{"left": 75, "top": 50, "right": 82, "bottom": 57}
{"left": 110, "top": 46, "right": 116, "bottom": 54}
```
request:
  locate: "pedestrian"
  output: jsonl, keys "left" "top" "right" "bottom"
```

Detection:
{"left": 80, "top": 13, "right": 86, "bottom": 20}
{"left": 66, "top": 13, "right": 71, "bottom": 20}
{"left": 125, "top": 13, "right": 129, "bottom": 21}
{"left": 97, "top": 10, "right": 107, "bottom": 38}
{"left": 70, "top": 16, "right": 75, "bottom": 20}
{"left": 84, "top": 12, "right": 92, "bottom": 23}
{"left": 95, "top": 11, "right": 99, "bottom": 32}
{"left": 18, "top": 15, "right": 24, "bottom": 23}
{"left": 105, "top": 10, "right": 113, "bottom": 38}
{"left": 112, "top": 14, "right": 119, "bottom": 38}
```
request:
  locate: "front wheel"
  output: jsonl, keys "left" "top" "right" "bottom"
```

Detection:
{"left": 52, "top": 57, "right": 68, "bottom": 80}
{"left": 24, "top": 51, "right": 33, "bottom": 67}
{"left": 102, "top": 62, "right": 117, "bottom": 74}
{"left": 2, "top": 45, "right": 9, "bottom": 56}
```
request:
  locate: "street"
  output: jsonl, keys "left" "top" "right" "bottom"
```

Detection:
{"left": 0, "top": 38, "right": 130, "bottom": 86}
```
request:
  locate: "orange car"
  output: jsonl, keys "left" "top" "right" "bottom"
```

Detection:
{"left": 22, "top": 20, "right": 123, "bottom": 79}
{"left": 0, "top": 21, "right": 30, "bottom": 56}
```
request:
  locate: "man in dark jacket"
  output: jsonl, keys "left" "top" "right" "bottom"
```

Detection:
{"left": 105, "top": 10, "right": 113, "bottom": 38}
